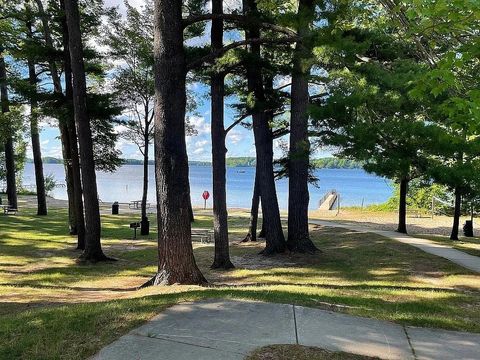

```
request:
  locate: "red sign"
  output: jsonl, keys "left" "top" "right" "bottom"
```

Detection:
{"left": 202, "top": 191, "right": 210, "bottom": 200}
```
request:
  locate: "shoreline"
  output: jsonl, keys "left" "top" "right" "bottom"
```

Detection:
{"left": 12, "top": 194, "right": 476, "bottom": 239}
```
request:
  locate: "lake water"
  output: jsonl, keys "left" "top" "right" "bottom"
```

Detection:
{"left": 22, "top": 163, "right": 393, "bottom": 209}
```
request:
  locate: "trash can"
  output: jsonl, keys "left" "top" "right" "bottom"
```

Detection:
{"left": 141, "top": 216, "right": 149, "bottom": 235}
{"left": 112, "top": 201, "right": 119, "bottom": 215}
{"left": 463, "top": 220, "right": 473, "bottom": 237}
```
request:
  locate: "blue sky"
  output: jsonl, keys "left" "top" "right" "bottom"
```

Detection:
{"left": 32, "top": 0, "right": 260, "bottom": 161}
{"left": 31, "top": 0, "right": 331, "bottom": 161}
{"left": 34, "top": 78, "right": 259, "bottom": 162}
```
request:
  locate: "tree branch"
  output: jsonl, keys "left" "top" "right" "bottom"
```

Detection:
{"left": 309, "top": 92, "right": 328, "bottom": 102}
{"left": 272, "top": 127, "right": 289, "bottom": 139}
{"left": 182, "top": 13, "right": 296, "bottom": 37}
{"left": 187, "top": 36, "right": 300, "bottom": 71}
{"left": 225, "top": 113, "right": 250, "bottom": 134}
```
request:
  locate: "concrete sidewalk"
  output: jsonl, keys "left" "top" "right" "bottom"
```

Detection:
{"left": 92, "top": 299, "right": 480, "bottom": 360}
{"left": 309, "top": 219, "right": 480, "bottom": 274}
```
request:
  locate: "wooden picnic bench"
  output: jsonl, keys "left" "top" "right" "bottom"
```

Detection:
{"left": 128, "top": 200, "right": 151, "bottom": 210}
{"left": 191, "top": 228, "right": 213, "bottom": 244}
{"left": 408, "top": 208, "right": 429, "bottom": 218}
{"left": 1, "top": 205, "right": 18, "bottom": 215}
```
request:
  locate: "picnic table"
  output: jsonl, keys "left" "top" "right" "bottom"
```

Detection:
{"left": 408, "top": 208, "right": 429, "bottom": 218}
{"left": 191, "top": 228, "right": 214, "bottom": 243}
{"left": 128, "top": 200, "right": 151, "bottom": 210}
{"left": 1, "top": 205, "right": 17, "bottom": 215}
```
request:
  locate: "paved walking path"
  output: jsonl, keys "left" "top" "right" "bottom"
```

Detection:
{"left": 92, "top": 299, "right": 480, "bottom": 360}
{"left": 309, "top": 219, "right": 480, "bottom": 273}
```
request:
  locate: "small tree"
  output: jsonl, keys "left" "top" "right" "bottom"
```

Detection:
{"left": 312, "top": 19, "right": 432, "bottom": 233}
{"left": 104, "top": 1, "right": 154, "bottom": 228}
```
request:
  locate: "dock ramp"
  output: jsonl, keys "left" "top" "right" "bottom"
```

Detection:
{"left": 318, "top": 189, "right": 339, "bottom": 210}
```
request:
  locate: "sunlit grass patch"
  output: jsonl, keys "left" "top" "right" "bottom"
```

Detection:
{"left": 1, "top": 199, "right": 480, "bottom": 359}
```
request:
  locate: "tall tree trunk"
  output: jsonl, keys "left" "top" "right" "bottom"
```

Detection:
{"left": 450, "top": 187, "right": 461, "bottom": 240}
{"left": 397, "top": 177, "right": 408, "bottom": 234}
{"left": 61, "top": 0, "right": 85, "bottom": 249}
{"left": 141, "top": 129, "right": 149, "bottom": 221}
{"left": 243, "top": 171, "right": 260, "bottom": 242}
{"left": 27, "top": 56, "right": 47, "bottom": 216}
{"left": 244, "top": 0, "right": 286, "bottom": 255}
{"left": 0, "top": 55, "right": 17, "bottom": 209}
{"left": 35, "top": 0, "right": 76, "bottom": 231}
{"left": 140, "top": 127, "right": 149, "bottom": 235}
{"left": 25, "top": 14, "right": 47, "bottom": 215}
{"left": 64, "top": 0, "right": 107, "bottom": 261}
{"left": 210, "top": 0, "right": 233, "bottom": 269}
{"left": 62, "top": 124, "right": 77, "bottom": 234}
{"left": 287, "top": 0, "right": 317, "bottom": 253}
{"left": 145, "top": 0, "right": 205, "bottom": 285}
{"left": 188, "top": 190, "right": 195, "bottom": 222}
{"left": 258, "top": 219, "right": 266, "bottom": 238}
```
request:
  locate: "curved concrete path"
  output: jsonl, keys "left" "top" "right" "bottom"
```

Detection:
{"left": 309, "top": 219, "right": 480, "bottom": 274}
{"left": 92, "top": 299, "right": 480, "bottom": 360}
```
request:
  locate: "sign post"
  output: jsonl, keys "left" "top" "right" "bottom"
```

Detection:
{"left": 202, "top": 190, "right": 210, "bottom": 209}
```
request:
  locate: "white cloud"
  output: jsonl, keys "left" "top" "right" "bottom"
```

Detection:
{"left": 188, "top": 116, "right": 211, "bottom": 136}
{"left": 114, "top": 124, "right": 129, "bottom": 134}
{"left": 195, "top": 140, "right": 208, "bottom": 147}
{"left": 43, "top": 146, "right": 63, "bottom": 159}
{"left": 193, "top": 147, "right": 206, "bottom": 155}
{"left": 226, "top": 130, "right": 244, "bottom": 145}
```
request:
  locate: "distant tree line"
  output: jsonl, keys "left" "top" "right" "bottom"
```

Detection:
{"left": 27, "top": 156, "right": 363, "bottom": 169}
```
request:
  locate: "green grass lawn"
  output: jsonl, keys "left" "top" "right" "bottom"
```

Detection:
{"left": 1, "top": 199, "right": 480, "bottom": 359}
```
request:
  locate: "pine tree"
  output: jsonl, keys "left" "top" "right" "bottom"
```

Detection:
{"left": 64, "top": 0, "right": 109, "bottom": 262}
{"left": 146, "top": 0, "right": 206, "bottom": 285}
{"left": 210, "top": 0, "right": 234, "bottom": 269}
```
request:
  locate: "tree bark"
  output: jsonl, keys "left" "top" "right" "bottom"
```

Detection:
{"left": 210, "top": 0, "right": 234, "bottom": 269}
{"left": 243, "top": 171, "right": 260, "bottom": 242}
{"left": 141, "top": 129, "right": 149, "bottom": 221}
{"left": 188, "top": 190, "right": 195, "bottom": 222}
{"left": 140, "top": 125, "right": 150, "bottom": 235}
{"left": 61, "top": 0, "right": 85, "bottom": 249}
{"left": 243, "top": 0, "right": 286, "bottom": 255}
{"left": 61, "top": 122, "right": 77, "bottom": 235}
{"left": 146, "top": 0, "right": 206, "bottom": 285}
{"left": 397, "top": 177, "right": 408, "bottom": 234}
{"left": 27, "top": 55, "right": 47, "bottom": 216}
{"left": 35, "top": 0, "right": 77, "bottom": 231}
{"left": 287, "top": 0, "right": 317, "bottom": 253}
{"left": 64, "top": 0, "right": 107, "bottom": 261}
{"left": 0, "top": 55, "right": 17, "bottom": 210}
{"left": 258, "top": 220, "right": 266, "bottom": 238}
{"left": 450, "top": 186, "right": 461, "bottom": 240}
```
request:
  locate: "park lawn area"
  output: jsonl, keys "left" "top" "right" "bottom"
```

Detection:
{"left": 1, "top": 203, "right": 480, "bottom": 359}
{"left": 412, "top": 234, "right": 480, "bottom": 257}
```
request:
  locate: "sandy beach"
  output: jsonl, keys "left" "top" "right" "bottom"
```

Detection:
{"left": 310, "top": 208, "right": 475, "bottom": 237}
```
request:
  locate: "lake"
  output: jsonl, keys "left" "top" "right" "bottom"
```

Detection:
{"left": 22, "top": 163, "right": 393, "bottom": 209}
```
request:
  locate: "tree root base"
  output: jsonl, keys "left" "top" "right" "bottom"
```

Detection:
{"left": 77, "top": 252, "right": 117, "bottom": 264}
{"left": 259, "top": 244, "right": 286, "bottom": 256}
{"left": 286, "top": 238, "right": 319, "bottom": 254}
{"left": 210, "top": 259, "right": 235, "bottom": 270}
{"left": 241, "top": 233, "right": 257, "bottom": 243}
{"left": 140, "top": 269, "right": 208, "bottom": 288}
